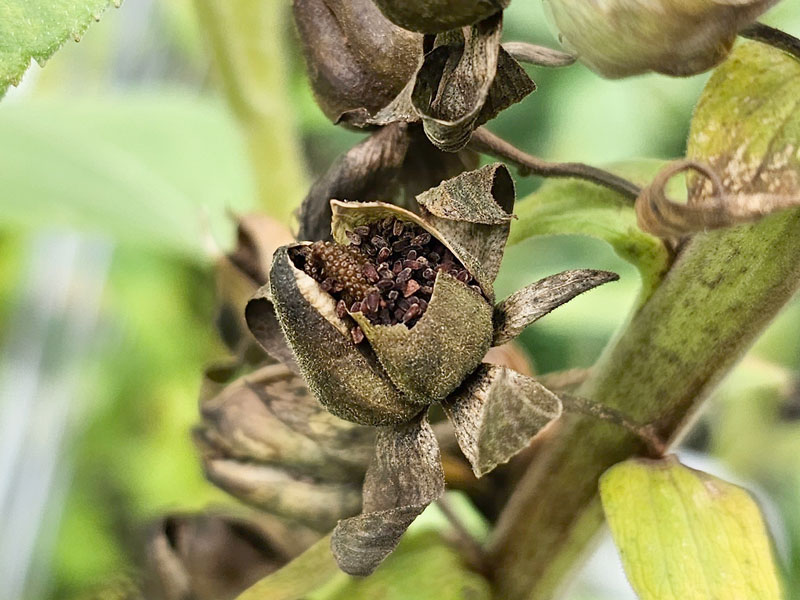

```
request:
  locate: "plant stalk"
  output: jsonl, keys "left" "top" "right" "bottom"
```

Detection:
{"left": 488, "top": 210, "right": 800, "bottom": 600}
{"left": 194, "top": 0, "right": 307, "bottom": 224}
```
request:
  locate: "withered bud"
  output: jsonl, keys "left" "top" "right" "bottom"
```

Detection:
{"left": 543, "top": 0, "right": 777, "bottom": 78}
{"left": 293, "top": 0, "right": 422, "bottom": 122}
{"left": 372, "top": 0, "right": 510, "bottom": 33}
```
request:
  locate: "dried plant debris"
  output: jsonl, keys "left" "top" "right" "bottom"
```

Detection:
{"left": 340, "top": 14, "right": 534, "bottom": 152}
{"left": 249, "top": 165, "right": 618, "bottom": 575}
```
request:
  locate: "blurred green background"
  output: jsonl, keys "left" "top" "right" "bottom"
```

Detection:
{"left": 2, "top": 1, "right": 800, "bottom": 599}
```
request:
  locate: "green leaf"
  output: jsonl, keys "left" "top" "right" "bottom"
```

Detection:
{"left": 0, "top": 0, "right": 118, "bottom": 96}
{"left": 600, "top": 456, "right": 783, "bottom": 600}
{"left": 313, "top": 531, "right": 491, "bottom": 600}
{"left": 0, "top": 96, "right": 257, "bottom": 257}
{"left": 508, "top": 160, "right": 671, "bottom": 301}
{"left": 236, "top": 534, "right": 340, "bottom": 600}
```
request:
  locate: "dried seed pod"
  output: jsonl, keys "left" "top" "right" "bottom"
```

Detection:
{"left": 371, "top": 0, "right": 510, "bottom": 33}
{"left": 293, "top": 0, "right": 422, "bottom": 122}
{"left": 543, "top": 0, "right": 777, "bottom": 78}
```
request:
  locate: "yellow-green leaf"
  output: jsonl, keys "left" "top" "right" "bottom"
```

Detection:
{"left": 509, "top": 159, "right": 670, "bottom": 302}
{"left": 600, "top": 456, "right": 783, "bottom": 600}
{"left": 236, "top": 534, "right": 339, "bottom": 600}
{"left": 0, "top": 0, "right": 118, "bottom": 96}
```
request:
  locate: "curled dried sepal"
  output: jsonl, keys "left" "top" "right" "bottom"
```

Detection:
{"left": 636, "top": 159, "right": 800, "bottom": 239}
{"left": 293, "top": 0, "right": 421, "bottom": 122}
{"left": 502, "top": 42, "right": 576, "bottom": 67}
{"left": 492, "top": 270, "right": 620, "bottom": 346}
{"left": 416, "top": 163, "right": 514, "bottom": 298}
{"left": 371, "top": 0, "right": 508, "bottom": 33}
{"left": 332, "top": 412, "right": 445, "bottom": 575}
{"left": 352, "top": 272, "right": 493, "bottom": 403}
{"left": 411, "top": 14, "right": 534, "bottom": 151}
{"left": 442, "top": 364, "right": 562, "bottom": 477}
{"left": 543, "top": 0, "right": 777, "bottom": 78}
{"left": 261, "top": 247, "right": 421, "bottom": 425}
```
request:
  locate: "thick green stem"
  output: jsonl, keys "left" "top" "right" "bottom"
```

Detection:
{"left": 194, "top": 0, "right": 307, "bottom": 223}
{"left": 488, "top": 210, "right": 800, "bottom": 600}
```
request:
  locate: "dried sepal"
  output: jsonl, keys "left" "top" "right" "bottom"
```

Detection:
{"left": 244, "top": 288, "right": 300, "bottom": 372}
{"left": 352, "top": 272, "right": 493, "bottom": 403}
{"left": 442, "top": 364, "right": 562, "bottom": 477}
{"left": 636, "top": 159, "right": 800, "bottom": 239}
{"left": 411, "top": 14, "right": 535, "bottom": 151}
{"left": 331, "top": 412, "right": 445, "bottom": 576}
{"left": 196, "top": 363, "right": 373, "bottom": 479}
{"left": 371, "top": 0, "right": 509, "bottom": 33}
{"left": 543, "top": 0, "right": 777, "bottom": 78}
{"left": 144, "top": 512, "right": 315, "bottom": 600}
{"left": 338, "top": 79, "right": 419, "bottom": 129}
{"left": 502, "top": 41, "right": 576, "bottom": 67}
{"left": 215, "top": 215, "right": 293, "bottom": 352}
{"left": 492, "top": 269, "right": 620, "bottom": 346}
{"left": 198, "top": 454, "right": 363, "bottom": 532}
{"left": 262, "top": 246, "right": 421, "bottom": 425}
{"left": 293, "top": 0, "right": 421, "bottom": 122}
{"left": 297, "top": 123, "right": 411, "bottom": 241}
{"left": 416, "top": 163, "right": 514, "bottom": 299}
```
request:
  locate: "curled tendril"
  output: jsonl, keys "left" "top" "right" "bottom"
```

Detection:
{"left": 635, "top": 159, "right": 800, "bottom": 239}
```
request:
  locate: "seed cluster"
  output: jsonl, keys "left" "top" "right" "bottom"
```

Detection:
{"left": 291, "top": 216, "right": 480, "bottom": 344}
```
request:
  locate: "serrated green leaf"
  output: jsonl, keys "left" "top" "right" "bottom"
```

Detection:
{"left": 0, "top": 0, "right": 118, "bottom": 96}
{"left": 236, "top": 534, "right": 340, "bottom": 600}
{"left": 508, "top": 160, "right": 671, "bottom": 301}
{"left": 0, "top": 96, "right": 256, "bottom": 257}
{"left": 600, "top": 456, "right": 783, "bottom": 600}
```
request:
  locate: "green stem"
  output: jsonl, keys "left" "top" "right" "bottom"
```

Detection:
{"left": 488, "top": 209, "right": 800, "bottom": 600}
{"left": 194, "top": 0, "right": 307, "bottom": 224}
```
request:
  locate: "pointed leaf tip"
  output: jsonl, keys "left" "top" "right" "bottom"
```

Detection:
{"left": 493, "top": 269, "right": 619, "bottom": 346}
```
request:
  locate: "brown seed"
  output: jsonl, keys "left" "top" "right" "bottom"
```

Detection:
{"left": 336, "top": 299, "right": 347, "bottom": 318}
{"left": 372, "top": 235, "right": 387, "bottom": 249}
{"left": 420, "top": 286, "right": 434, "bottom": 295}
{"left": 388, "top": 290, "right": 399, "bottom": 302}
{"left": 377, "top": 247, "right": 391, "bottom": 262}
{"left": 471, "top": 285, "right": 483, "bottom": 294}
{"left": 403, "top": 304, "right": 422, "bottom": 323}
{"left": 366, "top": 291, "right": 380, "bottom": 313}
{"left": 393, "top": 261, "right": 403, "bottom": 275}
{"left": 404, "top": 260, "right": 422, "bottom": 270}
{"left": 423, "top": 268, "right": 435, "bottom": 280}
{"left": 351, "top": 326, "right": 365, "bottom": 344}
{"left": 456, "top": 270, "right": 470, "bottom": 283}
{"left": 320, "top": 278, "right": 334, "bottom": 292}
{"left": 412, "top": 232, "right": 431, "bottom": 246}
{"left": 406, "top": 249, "right": 417, "bottom": 261}
{"left": 376, "top": 279, "right": 394, "bottom": 291}
{"left": 393, "top": 239, "right": 410, "bottom": 252}
{"left": 418, "top": 299, "right": 428, "bottom": 312}
{"left": 346, "top": 231, "right": 362, "bottom": 245}
{"left": 404, "top": 280, "right": 421, "bottom": 297}
{"left": 363, "top": 263, "right": 380, "bottom": 283}
{"left": 350, "top": 302, "right": 361, "bottom": 313}
{"left": 354, "top": 225, "right": 371, "bottom": 237}
{"left": 392, "top": 220, "right": 404, "bottom": 237}
{"left": 397, "top": 267, "right": 413, "bottom": 283}
{"left": 381, "top": 217, "right": 394, "bottom": 229}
